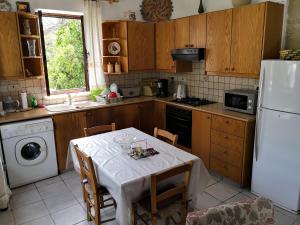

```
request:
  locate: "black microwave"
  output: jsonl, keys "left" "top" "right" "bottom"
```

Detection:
{"left": 224, "top": 89, "right": 258, "bottom": 115}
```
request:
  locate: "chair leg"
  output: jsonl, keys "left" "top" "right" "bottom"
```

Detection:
{"left": 151, "top": 214, "right": 157, "bottom": 225}
{"left": 94, "top": 195, "right": 101, "bottom": 225}
{"left": 131, "top": 203, "right": 137, "bottom": 225}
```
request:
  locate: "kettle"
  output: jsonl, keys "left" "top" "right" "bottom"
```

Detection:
{"left": 176, "top": 84, "right": 187, "bottom": 99}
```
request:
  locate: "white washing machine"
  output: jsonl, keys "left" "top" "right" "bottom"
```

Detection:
{"left": 0, "top": 118, "right": 58, "bottom": 188}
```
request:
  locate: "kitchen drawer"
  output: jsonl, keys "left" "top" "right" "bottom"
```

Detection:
{"left": 212, "top": 115, "right": 245, "bottom": 138}
{"left": 211, "top": 144, "right": 243, "bottom": 168}
{"left": 210, "top": 157, "right": 241, "bottom": 183}
{"left": 211, "top": 130, "right": 244, "bottom": 153}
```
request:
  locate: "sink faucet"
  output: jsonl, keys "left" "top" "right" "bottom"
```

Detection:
{"left": 67, "top": 94, "right": 72, "bottom": 105}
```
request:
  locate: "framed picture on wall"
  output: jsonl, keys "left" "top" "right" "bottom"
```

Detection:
{"left": 16, "top": 1, "right": 30, "bottom": 12}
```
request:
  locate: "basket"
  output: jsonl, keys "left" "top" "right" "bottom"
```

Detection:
{"left": 280, "top": 50, "right": 300, "bottom": 60}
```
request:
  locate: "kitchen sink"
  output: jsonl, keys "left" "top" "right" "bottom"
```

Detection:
{"left": 45, "top": 101, "right": 104, "bottom": 112}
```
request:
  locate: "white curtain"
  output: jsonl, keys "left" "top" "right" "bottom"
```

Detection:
{"left": 84, "top": 0, "right": 106, "bottom": 89}
{"left": 0, "top": 157, "right": 11, "bottom": 210}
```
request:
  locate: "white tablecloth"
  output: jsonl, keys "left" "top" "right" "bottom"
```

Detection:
{"left": 67, "top": 128, "right": 209, "bottom": 225}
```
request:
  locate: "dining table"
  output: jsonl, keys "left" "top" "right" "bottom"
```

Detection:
{"left": 67, "top": 127, "right": 210, "bottom": 225}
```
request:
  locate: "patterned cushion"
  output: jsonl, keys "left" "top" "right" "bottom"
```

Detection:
{"left": 186, "top": 197, "right": 274, "bottom": 225}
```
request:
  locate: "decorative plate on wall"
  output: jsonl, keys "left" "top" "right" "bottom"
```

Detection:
{"left": 0, "top": 0, "right": 12, "bottom": 11}
{"left": 108, "top": 42, "right": 121, "bottom": 55}
{"left": 140, "top": 0, "right": 173, "bottom": 22}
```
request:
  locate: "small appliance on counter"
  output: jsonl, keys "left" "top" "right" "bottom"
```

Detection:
{"left": 3, "top": 97, "right": 19, "bottom": 113}
{"left": 141, "top": 78, "right": 157, "bottom": 96}
{"left": 122, "top": 87, "right": 141, "bottom": 98}
{"left": 224, "top": 89, "right": 258, "bottom": 115}
{"left": 157, "top": 79, "right": 169, "bottom": 97}
{"left": 176, "top": 84, "right": 187, "bottom": 99}
{"left": 96, "top": 83, "right": 123, "bottom": 104}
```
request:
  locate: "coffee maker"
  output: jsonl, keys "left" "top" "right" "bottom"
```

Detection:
{"left": 156, "top": 79, "right": 169, "bottom": 97}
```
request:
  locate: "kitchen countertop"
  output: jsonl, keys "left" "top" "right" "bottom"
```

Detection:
{"left": 0, "top": 96, "right": 255, "bottom": 125}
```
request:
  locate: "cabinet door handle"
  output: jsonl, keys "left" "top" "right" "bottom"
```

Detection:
{"left": 185, "top": 44, "right": 189, "bottom": 48}
{"left": 223, "top": 151, "right": 228, "bottom": 155}
{"left": 225, "top": 68, "right": 229, "bottom": 71}
{"left": 225, "top": 120, "right": 230, "bottom": 124}
{"left": 231, "top": 67, "right": 235, "bottom": 71}
{"left": 207, "top": 116, "right": 211, "bottom": 119}
{"left": 224, "top": 136, "right": 229, "bottom": 140}
{"left": 190, "top": 44, "right": 194, "bottom": 48}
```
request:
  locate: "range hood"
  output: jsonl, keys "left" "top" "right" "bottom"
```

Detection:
{"left": 171, "top": 48, "right": 205, "bottom": 61}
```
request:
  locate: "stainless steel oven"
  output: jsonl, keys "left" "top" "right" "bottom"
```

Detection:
{"left": 224, "top": 89, "right": 258, "bottom": 115}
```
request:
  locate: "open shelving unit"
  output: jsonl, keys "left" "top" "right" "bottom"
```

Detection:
{"left": 18, "top": 12, "right": 44, "bottom": 78}
{"left": 102, "top": 21, "right": 128, "bottom": 75}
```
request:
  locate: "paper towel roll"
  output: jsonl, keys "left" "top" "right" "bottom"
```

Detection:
{"left": 21, "top": 92, "right": 28, "bottom": 110}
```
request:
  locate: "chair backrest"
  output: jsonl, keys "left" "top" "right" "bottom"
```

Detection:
{"left": 150, "top": 161, "right": 193, "bottom": 215}
{"left": 84, "top": 123, "right": 116, "bottom": 137}
{"left": 153, "top": 127, "right": 178, "bottom": 146}
{"left": 74, "top": 144, "right": 98, "bottom": 194}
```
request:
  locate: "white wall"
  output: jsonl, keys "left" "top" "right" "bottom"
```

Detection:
{"left": 101, "top": 0, "right": 288, "bottom": 21}
{"left": 7, "top": 0, "right": 84, "bottom": 12}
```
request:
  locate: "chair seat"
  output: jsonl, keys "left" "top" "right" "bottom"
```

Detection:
{"left": 83, "top": 179, "right": 110, "bottom": 196}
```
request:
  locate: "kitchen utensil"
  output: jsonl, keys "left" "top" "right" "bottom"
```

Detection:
{"left": 107, "top": 62, "right": 114, "bottom": 73}
{"left": 20, "top": 92, "right": 28, "bottom": 110}
{"left": 156, "top": 79, "right": 169, "bottom": 97}
{"left": 3, "top": 97, "right": 20, "bottom": 113}
{"left": 113, "top": 133, "right": 136, "bottom": 151}
{"left": 122, "top": 87, "right": 141, "bottom": 98}
{"left": 176, "top": 84, "right": 187, "bottom": 99}
{"left": 114, "top": 62, "right": 121, "bottom": 73}
{"left": 27, "top": 39, "right": 36, "bottom": 56}
{"left": 108, "top": 42, "right": 121, "bottom": 55}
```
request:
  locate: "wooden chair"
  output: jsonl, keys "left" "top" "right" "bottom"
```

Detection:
{"left": 132, "top": 161, "right": 193, "bottom": 225}
{"left": 153, "top": 127, "right": 178, "bottom": 146}
{"left": 84, "top": 123, "right": 116, "bottom": 137}
{"left": 74, "top": 145, "right": 116, "bottom": 225}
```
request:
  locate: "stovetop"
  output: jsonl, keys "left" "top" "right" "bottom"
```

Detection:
{"left": 171, "top": 97, "right": 215, "bottom": 107}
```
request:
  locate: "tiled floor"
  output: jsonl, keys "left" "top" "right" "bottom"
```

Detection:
{"left": 1, "top": 170, "right": 299, "bottom": 225}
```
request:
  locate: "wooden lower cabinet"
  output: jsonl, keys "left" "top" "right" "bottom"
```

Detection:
{"left": 192, "top": 110, "right": 211, "bottom": 168}
{"left": 53, "top": 112, "right": 87, "bottom": 172}
{"left": 153, "top": 101, "right": 166, "bottom": 130}
{"left": 191, "top": 111, "right": 255, "bottom": 187}
{"left": 139, "top": 101, "right": 154, "bottom": 135}
{"left": 112, "top": 104, "right": 141, "bottom": 130}
{"left": 86, "top": 107, "right": 113, "bottom": 128}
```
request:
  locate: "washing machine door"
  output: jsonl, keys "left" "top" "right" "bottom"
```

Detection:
{"left": 15, "top": 137, "right": 47, "bottom": 166}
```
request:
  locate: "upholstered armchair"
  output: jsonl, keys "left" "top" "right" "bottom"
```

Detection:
{"left": 186, "top": 197, "right": 274, "bottom": 225}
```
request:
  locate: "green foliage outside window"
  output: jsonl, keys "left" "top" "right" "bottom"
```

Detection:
{"left": 46, "top": 19, "right": 86, "bottom": 91}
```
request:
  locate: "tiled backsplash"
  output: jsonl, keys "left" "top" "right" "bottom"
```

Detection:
{"left": 0, "top": 62, "right": 259, "bottom": 105}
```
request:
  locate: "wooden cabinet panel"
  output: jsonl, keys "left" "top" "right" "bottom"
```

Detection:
{"left": 0, "top": 12, "right": 24, "bottom": 79}
{"left": 192, "top": 111, "right": 211, "bottom": 168}
{"left": 212, "top": 115, "right": 245, "bottom": 138}
{"left": 112, "top": 104, "right": 140, "bottom": 130}
{"left": 153, "top": 101, "right": 166, "bottom": 130}
{"left": 211, "top": 130, "right": 244, "bottom": 153}
{"left": 128, "top": 22, "right": 155, "bottom": 71}
{"left": 189, "top": 14, "right": 207, "bottom": 48}
{"left": 210, "top": 157, "right": 241, "bottom": 183}
{"left": 230, "top": 3, "right": 265, "bottom": 75}
{"left": 53, "top": 112, "right": 86, "bottom": 172}
{"left": 211, "top": 144, "right": 243, "bottom": 168}
{"left": 156, "top": 21, "right": 175, "bottom": 71}
{"left": 206, "top": 10, "right": 232, "bottom": 73}
{"left": 139, "top": 101, "right": 154, "bottom": 135}
{"left": 86, "top": 108, "right": 113, "bottom": 128}
{"left": 175, "top": 17, "right": 190, "bottom": 48}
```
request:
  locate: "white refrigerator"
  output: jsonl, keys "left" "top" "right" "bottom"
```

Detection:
{"left": 251, "top": 60, "right": 300, "bottom": 213}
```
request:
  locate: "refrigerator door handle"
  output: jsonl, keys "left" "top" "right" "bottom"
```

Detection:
{"left": 258, "top": 67, "right": 266, "bottom": 108}
{"left": 255, "top": 108, "right": 263, "bottom": 161}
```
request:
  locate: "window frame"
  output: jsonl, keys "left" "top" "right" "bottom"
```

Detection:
{"left": 38, "top": 11, "right": 89, "bottom": 96}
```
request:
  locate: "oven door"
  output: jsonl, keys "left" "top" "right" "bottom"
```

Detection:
{"left": 224, "top": 93, "right": 249, "bottom": 113}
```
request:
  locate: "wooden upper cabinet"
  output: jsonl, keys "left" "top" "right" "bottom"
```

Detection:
{"left": 189, "top": 14, "right": 207, "bottom": 48}
{"left": 175, "top": 17, "right": 190, "bottom": 48}
{"left": 156, "top": 20, "right": 175, "bottom": 71}
{"left": 128, "top": 21, "right": 155, "bottom": 71}
{"left": 0, "top": 12, "right": 24, "bottom": 79}
{"left": 206, "top": 10, "right": 232, "bottom": 73}
{"left": 230, "top": 4, "right": 265, "bottom": 75}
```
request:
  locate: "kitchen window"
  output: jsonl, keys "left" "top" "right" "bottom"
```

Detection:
{"left": 38, "top": 11, "right": 89, "bottom": 95}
